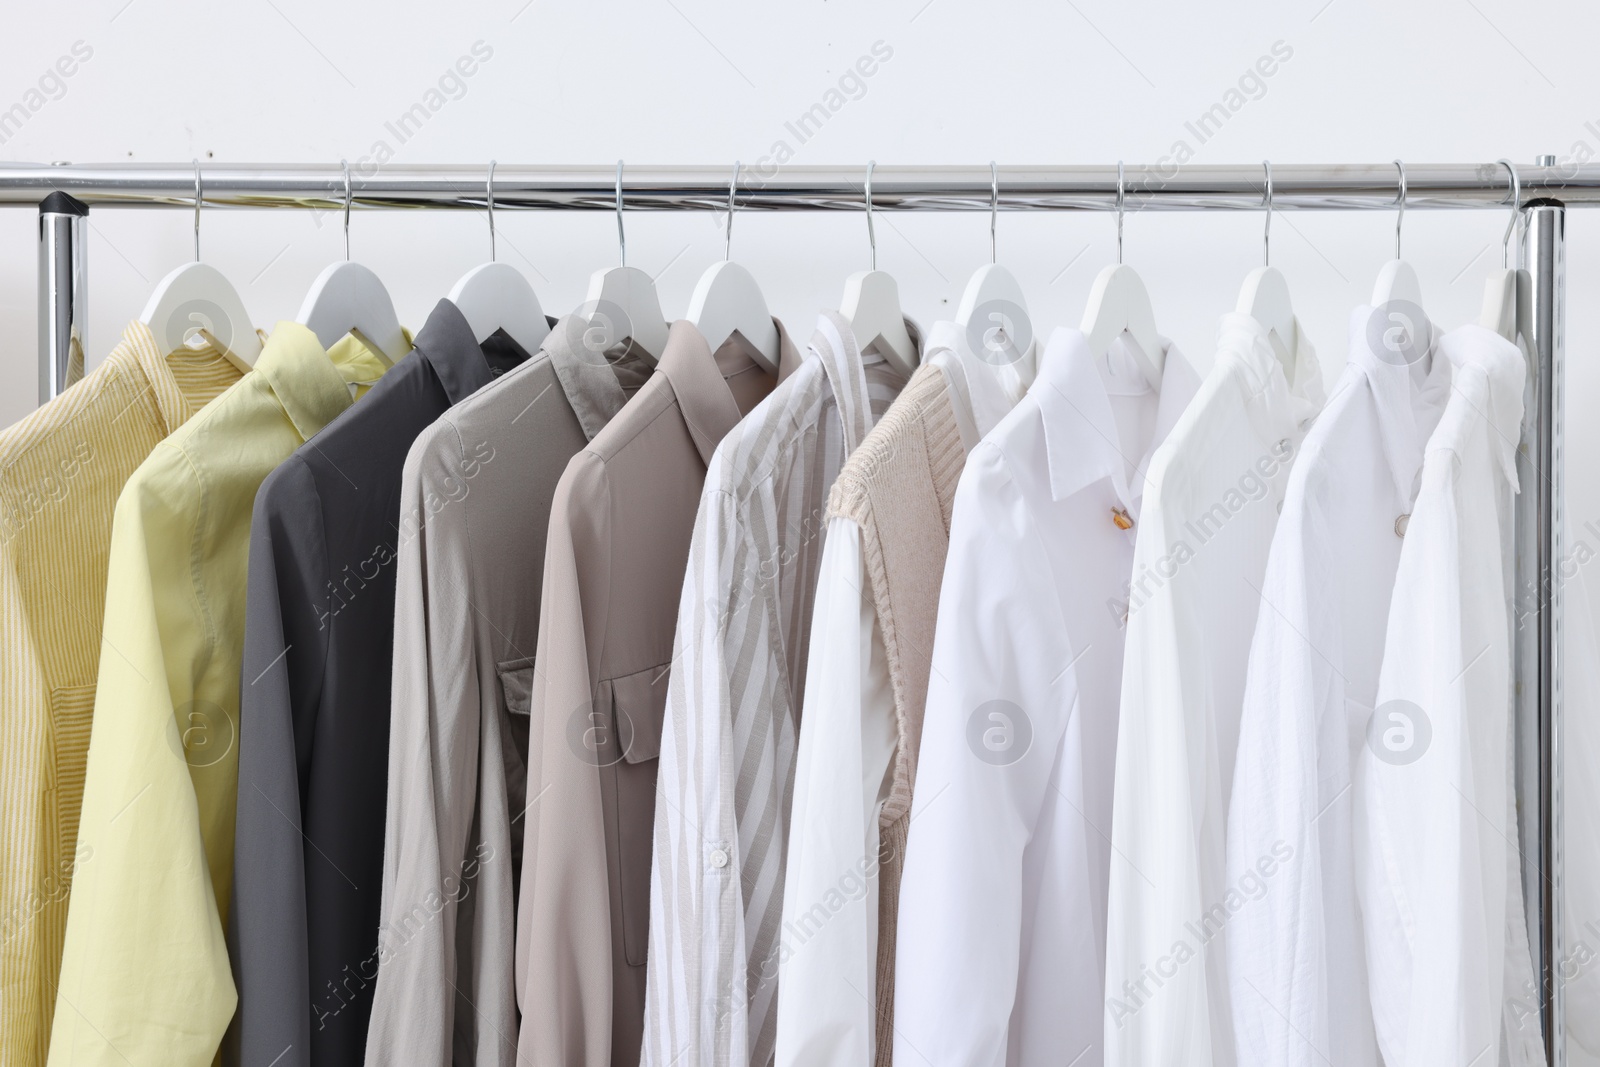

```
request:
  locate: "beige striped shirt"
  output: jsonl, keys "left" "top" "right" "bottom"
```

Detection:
{"left": 643, "top": 312, "right": 912, "bottom": 1067}
{"left": 0, "top": 323, "right": 243, "bottom": 1067}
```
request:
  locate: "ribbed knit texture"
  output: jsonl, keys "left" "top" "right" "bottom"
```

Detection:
{"left": 0, "top": 324, "right": 242, "bottom": 1067}
{"left": 824, "top": 361, "right": 964, "bottom": 1065}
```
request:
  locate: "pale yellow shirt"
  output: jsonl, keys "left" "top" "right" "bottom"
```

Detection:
{"left": 47, "top": 322, "right": 400, "bottom": 1067}
{"left": 0, "top": 323, "right": 245, "bottom": 1067}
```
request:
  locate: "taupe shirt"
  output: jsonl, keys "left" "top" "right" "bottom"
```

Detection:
{"left": 363, "top": 318, "right": 651, "bottom": 1067}
{"left": 514, "top": 320, "right": 799, "bottom": 1067}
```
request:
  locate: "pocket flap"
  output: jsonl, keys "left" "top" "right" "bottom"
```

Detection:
{"left": 604, "top": 663, "right": 670, "bottom": 764}
{"left": 496, "top": 656, "right": 537, "bottom": 716}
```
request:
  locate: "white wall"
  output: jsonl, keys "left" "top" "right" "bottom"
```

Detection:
{"left": 2, "top": 0, "right": 1596, "bottom": 1055}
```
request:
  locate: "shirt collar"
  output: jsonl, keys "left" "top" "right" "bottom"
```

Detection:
{"left": 921, "top": 318, "right": 1032, "bottom": 451}
{"left": 656, "top": 320, "right": 752, "bottom": 466}
{"left": 1215, "top": 311, "right": 1325, "bottom": 428}
{"left": 1036, "top": 327, "right": 1201, "bottom": 511}
{"left": 120, "top": 319, "right": 261, "bottom": 433}
{"left": 808, "top": 311, "right": 918, "bottom": 457}
{"left": 537, "top": 314, "right": 651, "bottom": 442}
{"left": 411, "top": 298, "right": 529, "bottom": 406}
{"left": 773, "top": 318, "right": 805, "bottom": 381}
{"left": 1346, "top": 304, "right": 1452, "bottom": 504}
{"left": 1437, "top": 322, "right": 1526, "bottom": 489}
{"left": 256, "top": 321, "right": 401, "bottom": 441}
{"left": 122, "top": 319, "right": 207, "bottom": 434}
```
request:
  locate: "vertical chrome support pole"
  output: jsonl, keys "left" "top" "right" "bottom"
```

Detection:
{"left": 1518, "top": 153, "right": 1565, "bottom": 1065}
{"left": 37, "top": 191, "right": 88, "bottom": 405}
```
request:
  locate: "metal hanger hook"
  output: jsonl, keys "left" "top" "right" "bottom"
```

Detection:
{"left": 1116, "top": 160, "right": 1126, "bottom": 265}
{"left": 1262, "top": 159, "right": 1272, "bottom": 267}
{"left": 1393, "top": 159, "right": 1405, "bottom": 260}
{"left": 1497, "top": 157, "right": 1520, "bottom": 269}
{"left": 990, "top": 161, "right": 998, "bottom": 264}
{"left": 193, "top": 159, "right": 202, "bottom": 262}
{"left": 342, "top": 158, "right": 352, "bottom": 261}
{"left": 486, "top": 160, "right": 497, "bottom": 262}
{"left": 866, "top": 160, "right": 877, "bottom": 271}
{"left": 727, "top": 160, "right": 740, "bottom": 260}
{"left": 615, "top": 159, "right": 626, "bottom": 268}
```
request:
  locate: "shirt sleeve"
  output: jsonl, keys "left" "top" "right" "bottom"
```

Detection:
{"left": 774, "top": 518, "right": 897, "bottom": 1067}
{"left": 48, "top": 446, "right": 237, "bottom": 1066}
{"left": 1225, "top": 502, "right": 1345, "bottom": 1065}
{"left": 893, "top": 445, "right": 1078, "bottom": 1064}
{"left": 231, "top": 456, "right": 329, "bottom": 1067}
{"left": 1357, "top": 429, "right": 1541, "bottom": 1067}
{"left": 514, "top": 450, "right": 614, "bottom": 1067}
{"left": 365, "top": 424, "right": 508, "bottom": 1066}
{"left": 0, "top": 529, "right": 53, "bottom": 1065}
{"left": 642, "top": 485, "right": 739, "bottom": 1066}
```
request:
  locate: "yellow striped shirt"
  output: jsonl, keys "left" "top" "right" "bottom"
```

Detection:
{"left": 0, "top": 322, "right": 246, "bottom": 1067}
{"left": 47, "top": 322, "right": 401, "bottom": 1067}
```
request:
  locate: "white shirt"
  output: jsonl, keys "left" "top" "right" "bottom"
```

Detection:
{"left": 894, "top": 328, "right": 1199, "bottom": 1067}
{"left": 1226, "top": 308, "right": 1449, "bottom": 1066}
{"left": 775, "top": 321, "right": 1033, "bottom": 1067}
{"left": 1354, "top": 324, "right": 1545, "bottom": 1067}
{"left": 1105, "top": 312, "right": 1324, "bottom": 1066}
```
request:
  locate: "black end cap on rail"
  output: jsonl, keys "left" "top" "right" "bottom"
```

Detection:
{"left": 39, "top": 191, "right": 89, "bottom": 216}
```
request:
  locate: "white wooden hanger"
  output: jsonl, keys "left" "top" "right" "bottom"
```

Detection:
{"left": 1366, "top": 159, "right": 1436, "bottom": 376}
{"left": 1236, "top": 161, "right": 1299, "bottom": 378}
{"left": 1080, "top": 161, "right": 1163, "bottom": 388}
{"left": 687, "top": 162, "right": 779, "bottom": 373}
{"left": 838, "top": 160, "right": 917, "bottom": 376}
{"left": 577, "top": 161, "right": 669, "bottom": 362}
{"left": 1371, "top": 159, "right": 1426, "bottom": 309}
{"left": 139, "top": 160, "right": 261, "bottom": 371}
{"left": 1480, "top": 158, "right": 1527, "bottom": 346}
{"left": 448, "top": 161, "right": 550, "bottom": 356}
{"left": 295, "top": 160, "right": 409, "bottom": 362}
{"left": 955, "top": 163, "right": 1036, "bottom": 380}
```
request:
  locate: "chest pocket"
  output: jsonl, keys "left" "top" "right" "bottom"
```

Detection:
{"left": 596, "top": 662, "right": 670, "bottom": 967}
{"left": 497, "top": 655, "right": 537, "bottom": 717}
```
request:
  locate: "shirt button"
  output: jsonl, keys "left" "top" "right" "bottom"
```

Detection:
{"left": 1111, "top": 506, "right": 1134, "bottom": 530}
{"left": 710, "top": 848, "right": 729, "bottom": 869}
{"left": 1395, "top": 513, "right": 1410, "bottom": 537}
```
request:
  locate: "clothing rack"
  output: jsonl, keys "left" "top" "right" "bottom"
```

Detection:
{"left": 0, "top": 158, "right": 1577, "bottom": 1063}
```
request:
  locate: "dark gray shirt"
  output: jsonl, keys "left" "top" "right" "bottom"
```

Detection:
{"left": 231, "top": 299, "right": 535, "bottom": 1067}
